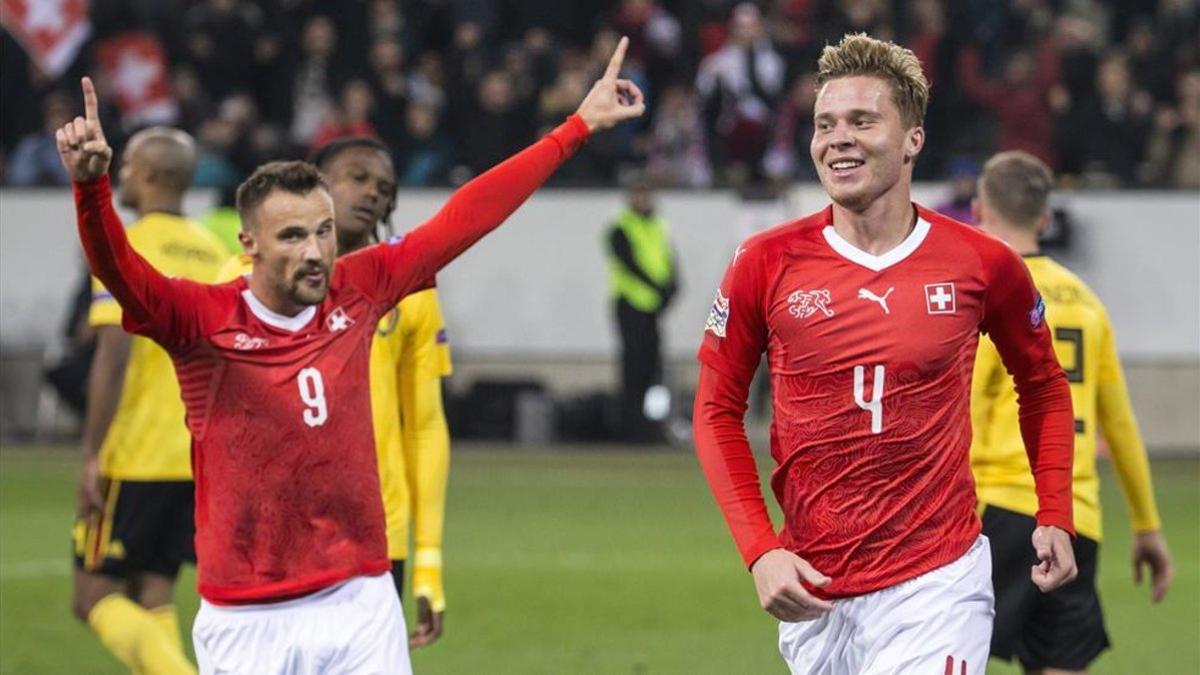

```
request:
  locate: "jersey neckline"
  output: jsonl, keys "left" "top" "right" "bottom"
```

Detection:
{"left": 241, "top": 289, "right": 317, "bottom": 332}
{"left": 821, "top": 216, "right": 931, "bottom": 272}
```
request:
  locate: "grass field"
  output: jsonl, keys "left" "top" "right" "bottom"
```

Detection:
{"left": 0, "top": 446, "right": 1196, "bottom": 674}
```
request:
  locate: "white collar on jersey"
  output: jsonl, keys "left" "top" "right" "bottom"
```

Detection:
{"left": 241, "top": 289, "right": 317, "bottom": 332}
{"left": 821, "top": 217, "right": 931, "bottom": 272}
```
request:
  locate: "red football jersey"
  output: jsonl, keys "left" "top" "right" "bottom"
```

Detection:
{"left": 74, "top": 116, "right": 589, "bottom": 603}
{"left": 695, "top": 205, "right": 1073, "bottom": 598}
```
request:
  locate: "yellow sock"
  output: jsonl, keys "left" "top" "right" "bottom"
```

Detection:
{"left": 147, "top": 605, "right": 185, "bottom": 657}
{"left": 87, "top": 594, "right": 196, "bottom": 675}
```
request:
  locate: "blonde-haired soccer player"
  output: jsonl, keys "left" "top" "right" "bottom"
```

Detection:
{"left": 217, "top": 136, "right": 452, "bottom": 647}
{"left": 72, "top": 127, "right": 226, "bottom": 674}
{"left": 971, "top": 150, "right": 1173, "bottom": 674}
{"left": 695, "top": 33, "right": 1077, "bottom": 674}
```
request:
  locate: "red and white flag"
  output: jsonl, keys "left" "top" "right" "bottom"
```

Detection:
{"left": 0, "top": 0, "right": 91, "bottom": 77}
{"left": 95, "top": 32, "right": 177, "bottom": 128}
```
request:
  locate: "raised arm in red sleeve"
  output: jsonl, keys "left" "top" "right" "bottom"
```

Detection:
{"left": 693, "top": 242, "right": 781, "bottom": 567}
{"left": 980, "top": 244, "right": 1075, "bottom": 534}
{"left": 74, "top": 175, "right": 231, "bottom": 346}
{"left": 340, "top": 115, "right": 591, "bottom": 305}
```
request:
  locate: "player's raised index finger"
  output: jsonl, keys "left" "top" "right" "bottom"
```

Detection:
{"left": 82, "top": 77, "right": 100, "bottom": 124}
{"left": 603, "top": 36, "right": 629, "bottom": 81}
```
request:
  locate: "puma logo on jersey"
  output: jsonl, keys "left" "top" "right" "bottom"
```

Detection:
{"left": 787, "top": 289, "right": 834, "bottom": 319}
{"left": 857, "top": 286, "right": 894, "bottom": 314}
{"left": 327, "top": 307, "right": 355, "bottom": 332}
{"left": 233, "top": 333, "right": 270, "bottom": 350}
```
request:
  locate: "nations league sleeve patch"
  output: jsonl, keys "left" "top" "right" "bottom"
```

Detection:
{"left": 1029, "top": 294, "right": 1046, "bottom": 328}
{"left": 705, "top": 290, "right": 730, "bottom": 338}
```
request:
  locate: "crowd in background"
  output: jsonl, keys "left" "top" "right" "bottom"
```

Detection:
{"left": 2, "top": 0, "right": 1198, "bottom": 192}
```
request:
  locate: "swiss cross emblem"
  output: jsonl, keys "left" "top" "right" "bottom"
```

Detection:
{"left": 924, "top": 283, "right": 956, "bottom": 315}
{"left": 326, "top": 306, "right": 355, "bottom": 332}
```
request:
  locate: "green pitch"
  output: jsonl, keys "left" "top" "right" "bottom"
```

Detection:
{"left": 1, "top": 447, "right": 1196, "bottom": 674}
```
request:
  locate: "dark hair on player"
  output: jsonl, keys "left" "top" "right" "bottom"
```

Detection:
{"left": 235, "top": 160, "right": 326, "bottom": 229}
{"left": 979, "top": 150, "right": 1055, "bottom": 228}
{"left": 308, "top": 136, "right": 398, "bottom": 239}
{"left": 309, "top": 136, "right": 391, "bottom": 171}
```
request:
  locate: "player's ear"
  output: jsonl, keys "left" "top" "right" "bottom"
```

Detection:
{"left": 904, "top": 126, "right": 925, "bottom": 163}
{"left": 970, "top": 197, "right": 983, "bottom": 225}
{"left": 238, "top": 228, "right": 257, "bottom": 256}
{"left": 1035, "top": 208, "right": 1052, "bottom": 236}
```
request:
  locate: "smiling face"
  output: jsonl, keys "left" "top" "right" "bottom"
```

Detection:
{"left": 240, "top": 188, "right": 337, "bottom": 310}
{"left": 810, "top": 75, "right": 924, "bottom": 211}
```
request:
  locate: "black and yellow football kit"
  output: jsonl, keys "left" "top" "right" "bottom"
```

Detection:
{"left": 218, "top": 254, "right": 452, "bottom": 610}
{"left": 72, "top": 213, "right": 226, "bottom": 579}
{"left": 971, "top": 255, "right": 1162, "bottom": 669}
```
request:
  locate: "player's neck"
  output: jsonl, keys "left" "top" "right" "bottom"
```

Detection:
{"left": 991, "top": 220, "right": 1041, "bottom": 255}
{"left": 136, "top": 194, "right": 184, "bottom": 218}
{"left": 830, "top": 191, "right": 916, "bottom": 256}
{"left": 247, "top": 276, "right": 309, "bottom": 318}
{"left": 337, "top": 230, "right": 370, "bottom": 256}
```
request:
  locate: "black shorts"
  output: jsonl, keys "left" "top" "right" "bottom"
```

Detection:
{"left": 72, "top": 479, "right": 195, "bottom": 580}
{"left": 982, "top": 504, "right": 1110, "bottom": 670}
{"left": 390, "top": 559, "right": 406, "bottom": 600}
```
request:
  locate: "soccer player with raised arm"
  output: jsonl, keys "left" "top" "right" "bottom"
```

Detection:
{"left": 693, "top": 34, "right": 1078, "bottom": 673}
{"left": 56, "top": 38, "right": 642, "bottom": 674}
{"left": 217, "top": 136, "right": 455, "bottom": 648}
{"left": 970, "top": 151, "right": 1174, "bottom": 674}
{"left": 72, "top": 127, "right": 224, "bottom": 675}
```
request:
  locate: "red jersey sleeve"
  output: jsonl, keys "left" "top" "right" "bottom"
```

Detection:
{"left": 693, "top": 245, "right": 781, "bottom": 568}
{"left": 339, "top": 115, "right": 590, "bottom": 306}
{"left": 74, "top": 176, "right": 233, "bottom": 348}
{"left": 980, "top": 244, "right": 1075, "bottom": 534}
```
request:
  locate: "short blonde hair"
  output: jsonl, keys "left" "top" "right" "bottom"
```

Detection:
{"left": 979, "top": 151, "right": 1055, "bottom": 228}
{"left": 816, "top": 33, "right": 929, "bottom": 128}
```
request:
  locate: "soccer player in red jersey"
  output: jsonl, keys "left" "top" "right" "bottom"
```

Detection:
{"left": 57, "top": 39, "right": 643, "bottom": 674}
{"left": 693, "top": 34, "right": 1078, "bottom": 673}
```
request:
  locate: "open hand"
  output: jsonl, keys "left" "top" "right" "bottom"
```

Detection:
{"left": 1132, "top": 530, "right": 1173, "bottom": 603}
{"left": 750, "top": 548, "right": 834, "bottom": 622}
{"left": 575, "top": 36, "right": 646, "bottom": 132}
{"left": 1031, "top": 525, "right": 1078, "bottom": 592}
{"left": 55, "top": 77, "right": 112, "bottom": 182}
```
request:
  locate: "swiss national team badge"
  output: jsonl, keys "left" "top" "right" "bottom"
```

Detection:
{"left": 924, "top": 283, "right": 956, "bottom": 315}
{"left": 787, "top": 289, "right": 834, "bottom": 319}
{"left": 326, "top": 307, "right": 355, "bottom": 333}
{"left": 705, "top": 290, "right": 730, "bottom": 338}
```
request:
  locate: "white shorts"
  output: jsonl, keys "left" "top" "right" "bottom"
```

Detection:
{"left": 778, "top": 535, "right": 994, "bottom": 675}
{"left": 193, "top": 573, "right": 410, "bottom": 675}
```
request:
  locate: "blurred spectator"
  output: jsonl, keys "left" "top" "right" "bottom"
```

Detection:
{"left": 1144, "top": 70, "right": 1200, "bottom": 189}
{"left": 290, "top": 15, "right": 340, "bottom": 145}
{"left": 181, "top": 0, "right": 259, "bottom": 101}
{"left": 610, "top": 0, "right": 683, "bottom": 88}
{"left": 8, "top": 90, "right": 72, "bottom": 186}
{"left": 935, "top": 157, "right": 981, "bottom": 225}
{"left": 958, "top": 43, "right": 1061, "bottom": 168}
{"left": 367, "top": 38, "right": 410, "bottom": 154}
{"left": 310, "top": 79, "right": 379, "bottom": 154}
{"left": 764, "top": 71, "right": 817, "bottom": 184}
{"left": 396, "top": 103, "right": 453, "bottom": 186}
{"left": 1068, "top": 51, "right": 1153, "bottom": 186}
{"left": 696, "top": 3, "right": 785, "bottom": 184}
{"left": 457, "top": 71, "right": 532, "bottom": 177}
{"left": 647, "top": 85, "right": 712, "bottom": 188}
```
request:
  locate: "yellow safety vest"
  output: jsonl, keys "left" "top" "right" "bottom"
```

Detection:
{"left": 607, "top": 209, "right": 673, "bottom": 313}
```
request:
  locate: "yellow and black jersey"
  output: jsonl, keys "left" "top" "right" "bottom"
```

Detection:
{"left": 971, "top": 255, "right": 1161, "bottom": 541}
{"left": 218, "top": 254, "right": 452, "bottom": 607}
{"left": 90, "top": 213, "right": 226, "bottom": 480}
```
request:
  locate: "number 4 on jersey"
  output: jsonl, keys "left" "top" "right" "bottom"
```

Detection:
{"left": 854, "top": 365, "right": 885, "bottom": 434}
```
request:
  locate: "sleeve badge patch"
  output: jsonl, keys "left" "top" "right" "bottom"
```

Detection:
{"left": 705, "top": 289, "right": 730, "bottom": 338}
{"left": 1029, "top": 294, "right": 1046, "bottom": 328}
